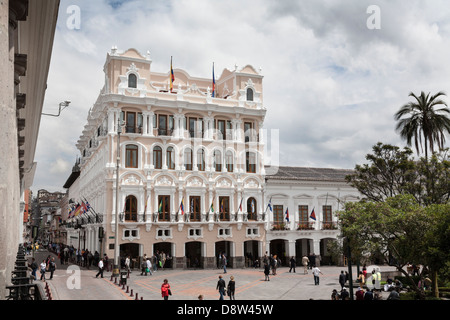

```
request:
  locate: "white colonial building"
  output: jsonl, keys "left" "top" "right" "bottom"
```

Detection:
{"left": 70, "top": 48, "right": 268, "bottom": 269}
{"left": 265, "top": 166, "right": 361, "bottom": 266}
{"left": 66, "top": 47, "right": 362, "bottom": 270}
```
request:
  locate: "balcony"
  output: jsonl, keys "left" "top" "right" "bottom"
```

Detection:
{"left": 296, "top": 222, "right": 315, "bottom": 230}
{"left": 320, "top": 221, "right": 338, "bottom": 230}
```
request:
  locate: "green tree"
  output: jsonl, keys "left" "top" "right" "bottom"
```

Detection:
{"left": 394, "top": 91, "right": 450, "bottom": 160}
{"left": 337, "top": 195, "right": 448, "bottom": 299}
{"left": 346, "top": 143, "right": 450, "bottom": 205}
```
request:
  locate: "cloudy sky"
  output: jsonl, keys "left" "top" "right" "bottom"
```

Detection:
{"left": 32, "top": 0, "right": 450, "bottom": 194}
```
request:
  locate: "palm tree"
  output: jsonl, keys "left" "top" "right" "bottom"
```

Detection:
{"left": 394, "top": 91, "right": 450, "bottom": 159}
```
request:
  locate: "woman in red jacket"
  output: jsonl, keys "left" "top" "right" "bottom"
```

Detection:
{"left": 161, "top": 279, "right": 171, "bottom": 300}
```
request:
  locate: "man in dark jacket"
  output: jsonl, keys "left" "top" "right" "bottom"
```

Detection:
{"left": 216, "top": 275, "right": 226, "bottom": 300}
{"left": 339, "top": 270, "right": 346, "bottom": 290}
{"left": 289, "top": 256, "right": 296, "bottom": 273}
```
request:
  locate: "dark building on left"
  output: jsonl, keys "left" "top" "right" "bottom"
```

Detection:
{"left": 0, "top": 0, "right": 59, "bottom": 299}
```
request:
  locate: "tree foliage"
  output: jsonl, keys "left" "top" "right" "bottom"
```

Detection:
{"left": 337, "top": 195, "right": 449, "bottom": 299}
{"left": 346, "top": 142, "right": 450, "bottom": 205}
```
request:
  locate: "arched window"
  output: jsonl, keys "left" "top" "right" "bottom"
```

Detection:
{"left": 128, "top": 73, "right": 137, "bottom": 88}
{"left": 197, "top": 149, "right": 205, "bottom": 171}
{"left": 184, "top": 148, "right": 193, "bottom": 171}
{"left": 246, "top": 88, "right": 254, "bottom": 101}
{"left": 125, "top": 145, "right": 138, "bottom": 168}
{"left": 247, "top": 197, "right": 257, "bottom": 221}
{"left": 213, "top": 150, "right": 222, "bottom": 172}
{"left": 125, "top": 195, "right": 138, "bottom": 221}
{"left": 153, "top": 146, "right": 162, "bottom": 169}
{"left": 166, "top": 146, "right": 175, "bottom": 169}
{"left": 226, "top": 151, "right": 234, "bottom": 172}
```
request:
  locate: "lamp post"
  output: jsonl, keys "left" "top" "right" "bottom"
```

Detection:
{"left": 113, "top": 118, "right": 124, "bottom": 278}
{"left": 345, "top": 236, "right": 354, "bottom": 300}
{"left": 42, "top": 101, "right": 71, "bottom": 117}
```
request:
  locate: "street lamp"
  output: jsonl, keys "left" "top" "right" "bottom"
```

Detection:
{"left": 42, "top": 100, "right": 71, "bottom": 117}
{"left": 113, "top": 118, "right": 125, "bottom": 277}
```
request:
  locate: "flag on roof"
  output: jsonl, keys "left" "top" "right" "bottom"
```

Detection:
{"left": 170, "top": 56, "right": 175, "bottom": 92}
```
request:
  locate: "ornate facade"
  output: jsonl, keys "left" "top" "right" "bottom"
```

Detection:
{"left": 73, "top": 48, "right": 267, "bottom": 268}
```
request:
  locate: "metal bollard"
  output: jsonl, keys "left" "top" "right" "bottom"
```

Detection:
{"left": 135, "top": 292, "right": 139, "bottom": 300}
{"left": 126, "top": 286, "right": 129, "bottom": 293}
{"left": 130, "top": 289, "right": 134, "bottom": 297}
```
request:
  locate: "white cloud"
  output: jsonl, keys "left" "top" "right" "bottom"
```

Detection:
{"left": 32, "top": 0, "right": 450, "bottom": 194}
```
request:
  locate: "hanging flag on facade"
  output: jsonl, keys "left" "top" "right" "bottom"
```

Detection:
{"left": 180, "top": 198, "right": 185, "bottom": 215}
{"left": 158, "top": 199, "right": 163, "bottom": 213}
{"left": 267, "top": 197, "right": 273, "bottom": 212}
{"left": 238, "top": 197, "right": 243, "bottom": 212}
{"left": 209, "top": 201, "right": 214, "bottom": 213}
{"left": 310, "top": 207, "right": 316, "bottom": 221}
{"left": 285, "top": 207, "right": 290, "bottom": 222}
{"left": 212, "top": 62, "right": 216, "bottom": 97}
{"left": 170, "top": 56, "right": 175, "bottom": 93}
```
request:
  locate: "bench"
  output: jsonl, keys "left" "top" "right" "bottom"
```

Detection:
{"left": 11, "top": 277, "right": 31, "bottom": 285}
{"left": 12, "top": 270, "right": 27, "bottom": 277}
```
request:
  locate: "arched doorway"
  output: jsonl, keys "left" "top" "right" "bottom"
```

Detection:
{"left": 244, "top": 240, "right": 260, "bottom": 268}
{"left": 216, "top": 240, "right": 233, "bottom": 268}
{"left": 270, "top": 239, "right": 287, "bottom": 266}
{"left": 120, "top": 243, "right": 140, "bottom": 269}
{"left": 185, "top": 241, "right": 203, "bottom": 269}
{"left": 154, "top": 242, "right": 173, "bottom": 269}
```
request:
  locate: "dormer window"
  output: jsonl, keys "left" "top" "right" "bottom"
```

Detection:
{"left": 128, "top": 73, "right": 137, "bottom": 88}
{"left": 246, "top": 88, "right": 254, "bottom": 101}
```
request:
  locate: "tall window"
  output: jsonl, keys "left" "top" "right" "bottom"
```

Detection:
{"left": 126, "top": 112, "right": 136, "bottom": 133}
{"left": 244, "top": 122, "right": 253, "bottom": 142}
{"left": 273, "top": 205, "right": 284, "bottom": 226}
{"left": 158, "top": 114, "right": 167, "bottom": 136}
{"left": 298, "top": 205, "right": 309, "bottom": 228}
{"left": 184, "top": 148, "right": 193, "bottom": 170}
{"left": 158, "top": 195, "right": 170, "bottom": 221}
{"left": 214, "top": 150, "right": 222, "bottom": 172}
{"left": 299, "top": 205, "right": 309, "bottom": 223}
{"left": 125, "top": 145, "right": 138, "bottom": 168}
{"left": 166, "top": 147, "right": 175, "bottom": 169}
{"left": 225, "top": 151, "right": 233, "bottom": 172}
{"left": 246, "top": 88, "right": 254, "bottom": 101}
{"left": 128, "top": 74, "right": 137, "bottom": 88}
{"left": 246, "top": 151, "right": 256, "bottom": 173}
{"left": 197, "top": 149, "right": 205, "bottom": 171}
{"left": 247, "top": 197, "right": 257, "bottom": 221}
{"left": 125, "top": 195, "right": 137, "bottom": 221}
{"left": 189, "top": 196, "right": 201, "bottom": 221}
{"left": 217, "top": 120, "right": 226, "bottom": 140}
{"left": 323, "top": 205, "right": 332, "bottom": 222}
{"left": 219, "top": 196, "right": 230, "bottom": 221}
{"left": 153, "top": 146, "right": 162, "bottom": 169}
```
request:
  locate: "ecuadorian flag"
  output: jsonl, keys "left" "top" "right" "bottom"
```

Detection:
{"left": 180, "top": 198, "right": 185, "bottom": 215}
{"left": 170, "top": 56, "right": 175, "bottom": 92}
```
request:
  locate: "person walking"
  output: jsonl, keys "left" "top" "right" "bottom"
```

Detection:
{"left": 339, "top": 270, "right": 346, "bottom": 290}
{"left": 125, "top": 256, "right": 131, "bottom": 273}
{"left": 39, "top": 260, "right": 46, "bottom": 281}
{"left": 311, "top": 265, "right": 323, "bottom": 285}
{"left": 216, "top": 275, "right": 226, "bottom": 300}
{"left": 146, "top": 258, "right": 153, "bottom": 276}
{"left": 28, "top": 258, "right": 38, "bottom": 281}
{"left": 95, "top": 258, "right": 104, "bottom": 278}
{"left": 263, "top": 262, "right": 270, "bottom": 281}
{"left": 289, "top": 256, "right": 296, "bottom": 273}
{"left": 161, "top": 279, "right": 171, "bottom": 300}
{"left": 48, "top": 257, "right": 56, "bottom": 280}
{"left": 227, "top": 276, "right": 235, "bottom": 300}
{"left": 221, "top": 253, "right": 227, "bottom": 274}
{"left": 302, "top": 255, "right": 309, "bottom": 274}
